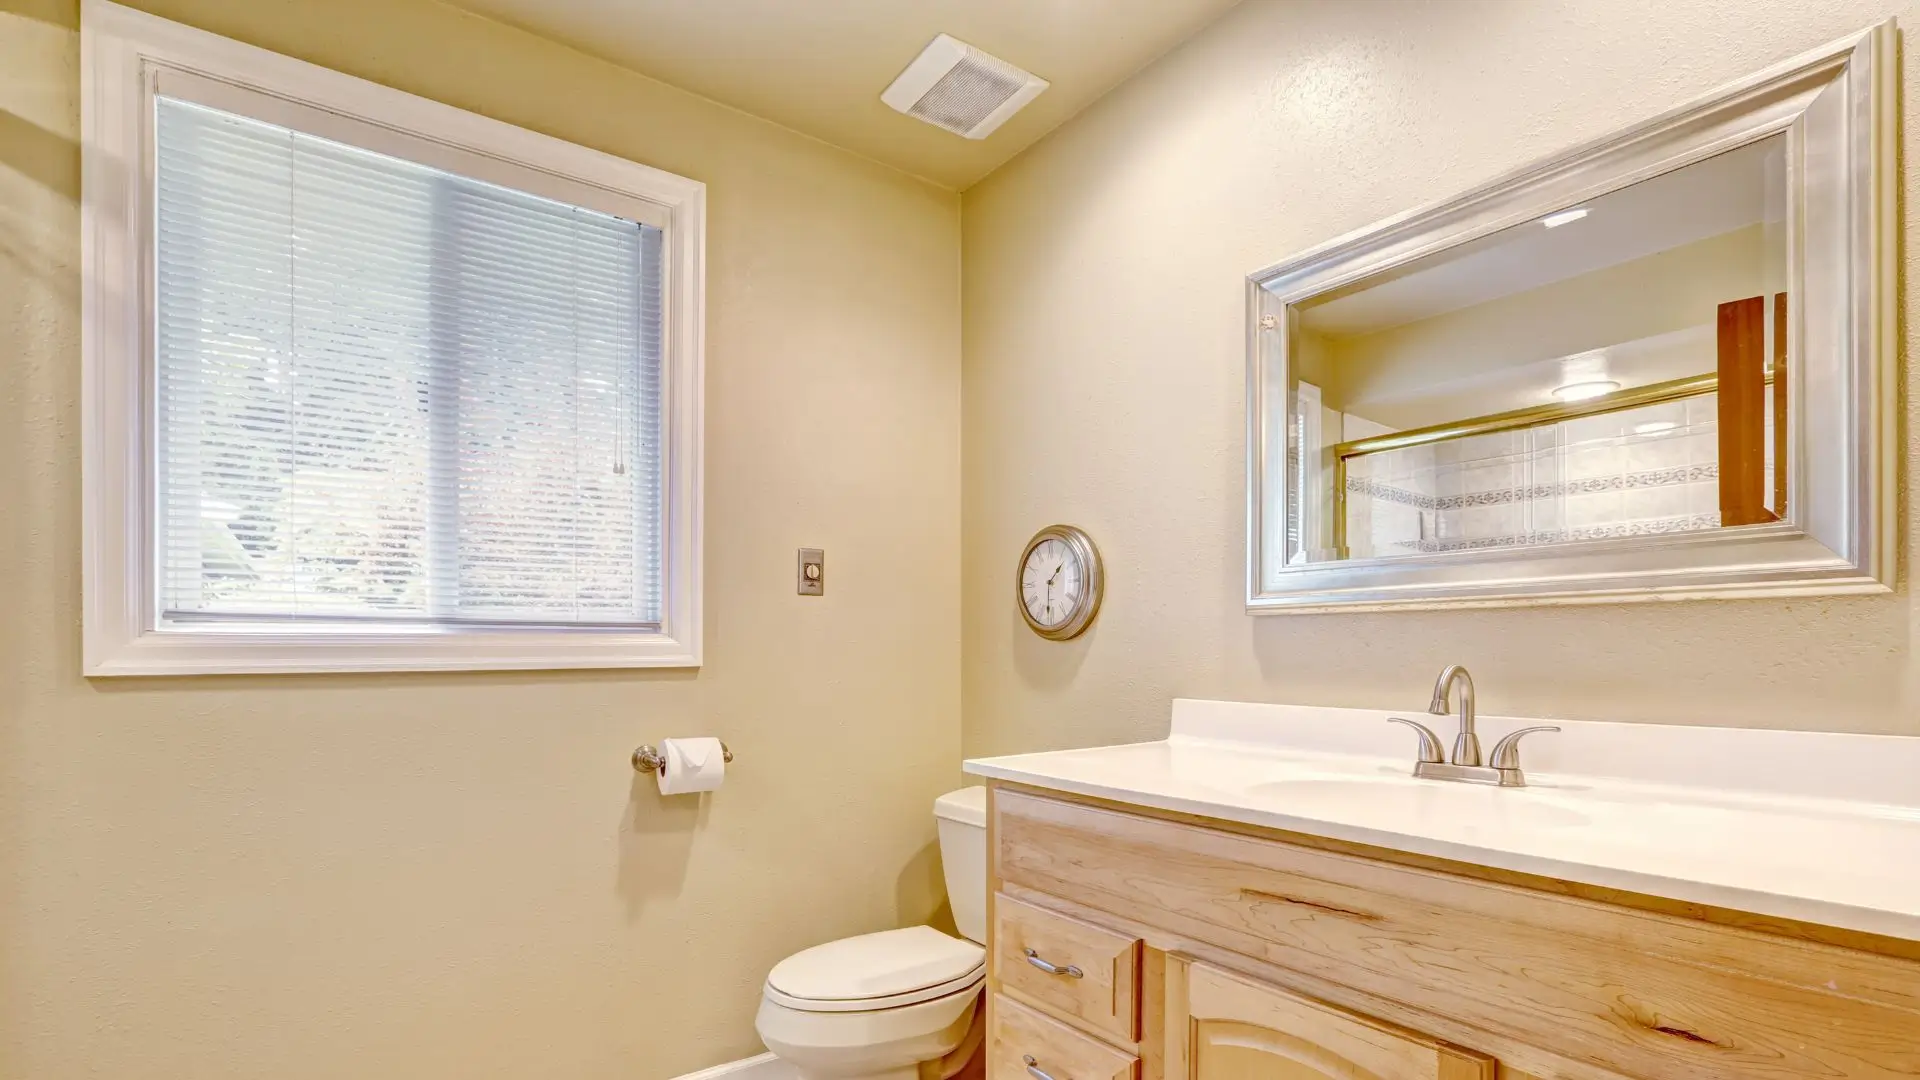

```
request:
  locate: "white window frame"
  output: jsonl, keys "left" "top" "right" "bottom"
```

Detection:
{"left": 80, "top": 0, "right": 705, "bottom": 675}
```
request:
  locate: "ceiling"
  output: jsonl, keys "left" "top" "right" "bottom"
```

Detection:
{"left": 437, "top": 0, "right": 1243, "bottom": 190}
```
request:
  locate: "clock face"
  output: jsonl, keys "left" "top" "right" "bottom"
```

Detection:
{"left": 1016, "top": 526, "right": 1103, "bottom": 640}
{"left": 1021, "top": 537, "right": 1084, "bottom": 629}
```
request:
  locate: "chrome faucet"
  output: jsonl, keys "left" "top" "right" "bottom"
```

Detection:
{"left": 1388, "top": 665, "right": 1559, "bottom": 788}
{"left": 1429, "top": 663, "right": 1480, "bottom": 766}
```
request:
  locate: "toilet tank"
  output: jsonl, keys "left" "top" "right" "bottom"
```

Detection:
{"left": 932, "top": 786, "right": 989, "bottom": 944}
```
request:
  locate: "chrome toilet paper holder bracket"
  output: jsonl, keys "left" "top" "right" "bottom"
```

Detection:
{"left": 632, "top": 742, "right": 734, "bottom": 775}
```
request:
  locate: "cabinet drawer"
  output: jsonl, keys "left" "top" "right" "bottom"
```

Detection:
{"left": 991, "top": 993, "right": 1138, "bottom": 1080}
{"left": 996, "top": 893, "right": 1141, "bottom": 1041}
{"left": 995, "top": 788, "right": 1920, "bottom": 1080}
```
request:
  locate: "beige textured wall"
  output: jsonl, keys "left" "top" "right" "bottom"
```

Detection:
{"left": 0, "top": 1, "right": 961, "bottom": 1078}
{"left": 961, "top": 0, "right": 1920, "bottom": 756}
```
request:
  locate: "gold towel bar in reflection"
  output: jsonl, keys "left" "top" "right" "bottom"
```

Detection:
{"left": 631, "top": 742, "right": 734, "bottom": 775}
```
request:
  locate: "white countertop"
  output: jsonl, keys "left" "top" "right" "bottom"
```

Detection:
{"left": 964, "top": 699, "right": 1920, "bottom": 942}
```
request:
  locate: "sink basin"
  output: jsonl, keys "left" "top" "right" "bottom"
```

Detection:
{"left": 1245, "top": 776, "right": 1595, "bottom": 830}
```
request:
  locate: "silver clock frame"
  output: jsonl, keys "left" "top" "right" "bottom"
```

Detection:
{"left": 1017, "top": 525, "right": 1105, "bottom": 641}
{"left": 1246, "top": 22, "right": 1898, "bottom": 613}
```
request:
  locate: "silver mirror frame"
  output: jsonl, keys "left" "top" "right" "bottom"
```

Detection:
{"left": 1246, "top": 22, "right": 1897, "bottom": 613}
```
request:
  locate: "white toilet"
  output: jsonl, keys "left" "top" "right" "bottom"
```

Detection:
{"left": 756, "top": 786, "right": 989, "bottom": 1080}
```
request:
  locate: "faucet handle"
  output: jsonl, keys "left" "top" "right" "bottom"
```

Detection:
{"left": 1386, "top": 717, "right": 1445, "bottom": 764}
{"left": 1488, "top": 726, "right": 1560, "bottom": 787}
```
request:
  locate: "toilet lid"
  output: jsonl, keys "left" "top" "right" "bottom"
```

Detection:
{"left": 765, "top": 926, "right": 986, "bottom": 1012}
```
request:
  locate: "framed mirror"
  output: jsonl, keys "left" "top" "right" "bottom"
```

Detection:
{"left": 1247, "top": 23, "right": 1896, "bottom": 612}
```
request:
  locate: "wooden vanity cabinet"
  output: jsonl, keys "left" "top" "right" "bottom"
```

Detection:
{"left": 982, "top": 783, "right": 1920, "bottom": 1080}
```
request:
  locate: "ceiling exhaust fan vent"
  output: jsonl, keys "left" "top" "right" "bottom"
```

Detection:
{"left": 883, "top": 34, "right": 1049, "bottom": 140}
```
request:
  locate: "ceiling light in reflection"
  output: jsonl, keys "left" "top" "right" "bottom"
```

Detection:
{"left": 1542, "top": 207, "right": 1590, "bottom": 228}
{"left": 1633, "top": 421, "right": 1678, "bottom": 436}
{"left": 1552, "top": 380, "right": 1621, "bottom": 402}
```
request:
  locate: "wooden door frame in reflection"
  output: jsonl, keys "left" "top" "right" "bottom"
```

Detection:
{"left": 1717, "top": 296, "right": 1777, "bottom": 526}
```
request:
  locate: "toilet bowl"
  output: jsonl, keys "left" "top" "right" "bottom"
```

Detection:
{"left": 755, "top": 787, "right": 989, "bottom": 1080}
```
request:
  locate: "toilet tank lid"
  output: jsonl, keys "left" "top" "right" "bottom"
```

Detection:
{"left": 766, "top": 926, "right": 985, "bottom": 1005}
{"left": 933, "top": 786, "right": 987, "bottom": 828}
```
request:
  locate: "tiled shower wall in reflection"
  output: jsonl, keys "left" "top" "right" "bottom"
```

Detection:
{"left": 1345, "top": 395, "right": 1724, "bottom": 556}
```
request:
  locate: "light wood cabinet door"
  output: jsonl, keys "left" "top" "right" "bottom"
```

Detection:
{"left": 1168, "top": 959, "right": 1494, "bottom": 1080}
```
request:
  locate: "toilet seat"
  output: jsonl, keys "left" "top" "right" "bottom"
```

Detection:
{"left": 765, "top": 965, "right": 984, "bottom": 1012}
{"left": 765, "top": 926, "right": 986, "bottom": 1013}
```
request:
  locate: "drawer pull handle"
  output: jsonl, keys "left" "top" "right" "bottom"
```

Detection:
{"left": 1023, "top": 1055, "right": 1061, "bottom": 1080}
{"left": 1023, "top": 949, "right": 1084, "bottom": 978}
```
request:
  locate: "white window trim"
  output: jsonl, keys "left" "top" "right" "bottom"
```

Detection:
{"left": 80, "top": 0, "right": 705, "bottom": 675}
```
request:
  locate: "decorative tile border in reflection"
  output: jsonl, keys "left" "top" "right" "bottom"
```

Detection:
{"left": 1348, "top": 463, "right": 1719, "bottom": 512}
{"left": 1347, "top": 475, "right": 1436, "bottom": 509}
{"left": 1445, "top": 462, "right": 1719, "bottom": 508}
{"left": 1391, "top": 512, "right": 1725, "bottom": 553}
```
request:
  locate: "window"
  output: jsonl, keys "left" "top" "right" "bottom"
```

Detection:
{"left": 82, "top": 0, "right": 704, "bottom": 674}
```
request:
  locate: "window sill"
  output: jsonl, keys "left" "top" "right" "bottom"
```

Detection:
{"left": 83, "top": 624, "right": 701, "bottom": 676}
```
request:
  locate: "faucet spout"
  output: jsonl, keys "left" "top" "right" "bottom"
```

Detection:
{"left": 1428, "top": 664, "right": 1481, "bottom": 766}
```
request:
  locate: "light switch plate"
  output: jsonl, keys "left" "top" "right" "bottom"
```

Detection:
{"left": 797, "top": 548, "right": 824, "bottom": 596}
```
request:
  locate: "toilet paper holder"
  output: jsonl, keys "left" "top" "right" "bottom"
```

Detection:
{"left": 631, "top": 742, "right": 734, "bottom": 775}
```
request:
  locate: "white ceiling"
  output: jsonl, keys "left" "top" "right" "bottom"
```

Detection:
{"left": 438, "top": 0, "right": 1243, "bottom": 190}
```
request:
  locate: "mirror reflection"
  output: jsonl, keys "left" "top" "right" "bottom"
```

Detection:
{"left": 1279, "top": 136, "right": 1787, "bottom": 563}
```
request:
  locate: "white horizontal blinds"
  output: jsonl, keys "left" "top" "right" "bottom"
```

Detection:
{"left": 155, "top": 97, "right": 436, "bottom": 620}
{"left": 154, "top": 97, "right": 663, "bottom": 627}
{"left": 438, "top": 174, "right": 661, "bottom": 623}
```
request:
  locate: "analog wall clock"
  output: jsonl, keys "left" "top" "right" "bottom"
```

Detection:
{"left": 1016, "top": 525, "right": 1104, "bottom": 641}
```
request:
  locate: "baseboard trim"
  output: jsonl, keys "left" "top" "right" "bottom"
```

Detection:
{"left": 673, "top": 1052, "right": 796, "bottom": 1080}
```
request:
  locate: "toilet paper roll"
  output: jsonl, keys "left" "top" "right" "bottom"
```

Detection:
{"left": 658, "top": 737, "right": 727, "bottom": 795}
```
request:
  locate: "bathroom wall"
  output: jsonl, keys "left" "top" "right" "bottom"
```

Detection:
{"left": 961, "top": 0, "right": 1920, "bottom": 755}
{"left": 0, "top": 1, "right": 961, "bottom": 1078}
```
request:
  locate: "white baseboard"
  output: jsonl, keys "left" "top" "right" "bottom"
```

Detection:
{"left": 673, "top": 1052, "right": 797, "bottom": 1080}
